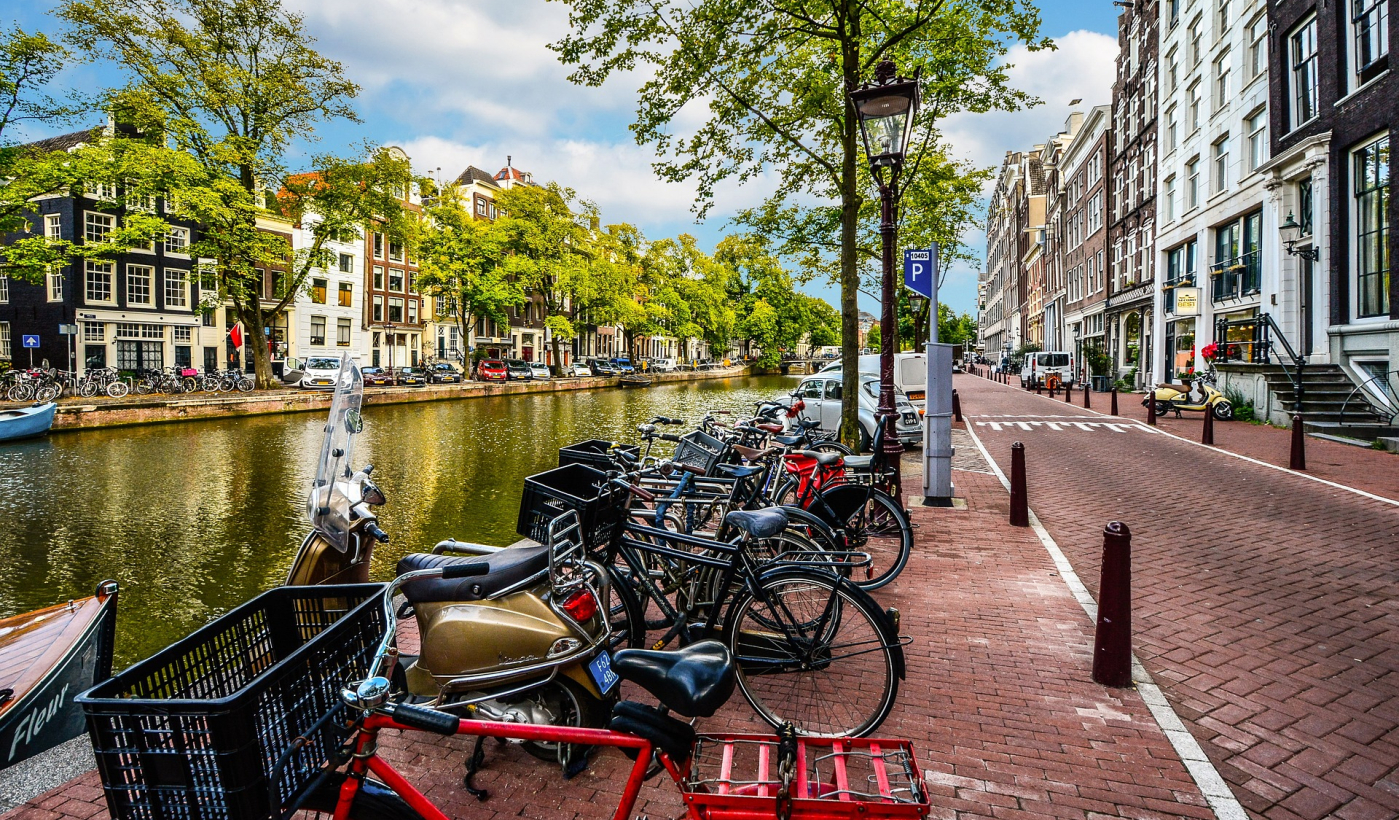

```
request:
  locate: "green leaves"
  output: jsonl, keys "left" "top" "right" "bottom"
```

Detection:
{"left": 417, "top": 187, "right": 524, "bottom": 342}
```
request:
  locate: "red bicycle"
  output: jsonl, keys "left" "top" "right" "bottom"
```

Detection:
{"left": 274, "top": 564, "right": 930, "bottom": 820}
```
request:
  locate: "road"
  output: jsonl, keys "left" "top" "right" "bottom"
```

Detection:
{"left": 955, "top": 374, "right": 1399, "bottom": 820}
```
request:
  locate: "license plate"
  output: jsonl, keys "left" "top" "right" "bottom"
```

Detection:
{"left": 314, "top": 380, "right": 331, "bottom": 385}
{"left": 587, "top": 652, "right": 619, "bottom": 695}
{"left": 907, "top": 391, "right": 925, "bottom": 401}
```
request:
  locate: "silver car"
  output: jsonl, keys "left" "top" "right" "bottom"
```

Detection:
{"left": 789, "top": 374, "right": 921, "bottom": 450}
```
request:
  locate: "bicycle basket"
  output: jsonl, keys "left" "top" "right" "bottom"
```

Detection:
{"left": 78, "top": 583, "right": 386, "bottom": 820}
{"left": 672, "top": 430, "right": 727, "bottom": 475}
{"left": 559, "top": 439, "right": 640, "bottom": 471}
{"left": 518, "top": 463, "right": 625, "bottom": 549}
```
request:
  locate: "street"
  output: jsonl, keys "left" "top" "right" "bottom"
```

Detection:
{"left": 955, "top": 373, "right": 1399, "bottom": 820}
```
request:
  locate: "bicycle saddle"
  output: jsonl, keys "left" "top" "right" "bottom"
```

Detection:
{"left": 714, "top": 463, "right": 764, "bottom": 479}
{"left": 725, "top": 508, "right": 789, "bottom": 539}
{"left": 793, "top": 450, "right": 844, "bottom": 467}
{"left": 396, "top": 546, "right": 549, "bottom": 603}
{"left": 841, "top": 455, "right": 874, "bottom": 471}
{"left": 771, "top": 433, "right": 805, "bottom": 446}
{"left": 611, "top": 640, "right": 736, "bottom": 717}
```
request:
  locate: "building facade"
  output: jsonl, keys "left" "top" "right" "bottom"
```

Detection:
{"left": 363, "top": 147, "right": 425, "bottom": 370}
{"left": 1061, "top": 105, "right": 1113, "bottom": 378}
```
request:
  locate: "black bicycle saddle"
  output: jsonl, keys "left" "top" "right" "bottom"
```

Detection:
{"left": 610, "top": 641, "right": 736, "bottom": 717}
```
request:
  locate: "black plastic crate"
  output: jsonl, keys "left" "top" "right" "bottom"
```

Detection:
{"left": 78, "top": 584, "right": 386, "bottom": 820}
{"left": 673, "top": 430, "right": 728, "bottom": 475}
{"left": 518, "top": 463, "right": 624, "bottom": 548}
{"left": 559, "top": 439, "right": 639, "bottom": 470}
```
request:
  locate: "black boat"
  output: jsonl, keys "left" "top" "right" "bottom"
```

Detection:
{"left": 619, "top": 375, "right": 653, "bottom": 387}
{"left": 0, "top": 581, "right": 118, "bottom": 769}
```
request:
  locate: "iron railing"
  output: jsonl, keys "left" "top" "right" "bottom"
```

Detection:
{"left": 1213, "top": 312, "right": 1307, "bottom": 412}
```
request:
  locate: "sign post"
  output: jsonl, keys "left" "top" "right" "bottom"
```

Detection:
{"left": 59, "top": 324, "right": 79, "bottom": 375}
{"left": 905, "top": 247, "right": 954, "bottom": 503}
{"left": 21, "top": 334, "right": 40, "bottom": 369}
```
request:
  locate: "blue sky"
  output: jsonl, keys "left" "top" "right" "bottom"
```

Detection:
{"left": 8, "top": 0, "right": 1122, "bottom": 317}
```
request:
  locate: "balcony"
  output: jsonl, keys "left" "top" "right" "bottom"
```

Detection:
{"left": 1210, "top": 251, "right": 1260, "bottom": 302}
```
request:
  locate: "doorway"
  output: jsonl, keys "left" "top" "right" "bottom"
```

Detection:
{"left": 1299, "top": 255, "right": 1313, "bottom": 356}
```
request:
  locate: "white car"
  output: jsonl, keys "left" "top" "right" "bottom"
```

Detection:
{"left": 819, "top": 353, "right": 927, "bottom": 407}
{"left": 1020, "top": 351, "right": 1075, "bottom": 388}
{"left": 650, "top": 357, "right": 677, "bottom": 372}
{"left": 299, "top": 356, "right": 343, "bottom": 389}
{"left": 569, "top": 362, "right": 592, "bottom": 377}
{"left": 529, "top": 362, "right": 551, "bottom": 380}
{"left": 789, "top": 373, "right": 922, "bottom": 450}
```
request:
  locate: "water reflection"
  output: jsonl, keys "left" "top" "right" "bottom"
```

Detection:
{"left": 0, "top": 375, "right": 798, "bottom": 666}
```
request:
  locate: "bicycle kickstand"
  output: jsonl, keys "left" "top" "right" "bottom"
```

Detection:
{"left": 462, "top": 735, "right": 489, "bottom": 801}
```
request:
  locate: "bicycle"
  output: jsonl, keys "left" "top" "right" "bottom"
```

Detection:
{"left": 271, "top": 563, "right": 927, "bottom": 820}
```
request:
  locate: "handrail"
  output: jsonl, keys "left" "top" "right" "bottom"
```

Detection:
{"left": 1339, "top": 371, "right": 1398, "bottom": 426}
{"left": 1258, "top": 313, "right": 1305, "bottom": 413}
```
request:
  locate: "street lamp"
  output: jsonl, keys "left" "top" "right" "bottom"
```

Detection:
{"left": 850, "top": 59, "right": 919, "bottom": 500}
{"left": 385, "top": 322, "right": 397, "bottom": 375}
{"left": 1279, "top": 212, "right": 1320, "bottom": 261}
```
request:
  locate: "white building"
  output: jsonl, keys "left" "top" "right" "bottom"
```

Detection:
{"left": 289, "top": 214, "right": 365, "bottom": 365}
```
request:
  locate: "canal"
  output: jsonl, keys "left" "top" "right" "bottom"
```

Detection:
{"left": 0, "top": 375, "right": 797, "bottom": 666}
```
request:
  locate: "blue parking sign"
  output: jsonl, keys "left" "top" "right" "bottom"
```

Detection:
{"left": 21, "top": 335, "right": 40, "bottom": 348}
{"left": 903, "top": 247, "right": 937, "bottom": 299}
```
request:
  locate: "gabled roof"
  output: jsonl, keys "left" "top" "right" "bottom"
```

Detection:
{"left": 25, "top": 127, "right": 103, "bottom": 154}
{"left": 453, "top": 166, "right": 500, "bottom": 188}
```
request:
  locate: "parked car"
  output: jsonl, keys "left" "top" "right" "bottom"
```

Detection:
{"left": 528, "top": 362, "right": 551, "bottom": 380}
{"left": 650, "top": 357, "right": 677, "bottom": 372}
{"left": 428, "top": 363, "right": 463, "bottom": 384}
{"left": 610, "top": 358, "right": 635, "bottom": 374}
{"left": 789, "top": 373, "right": 922, "bottom": 451}
{"left": 819, "top": 352, "right": 928, "bottom": 408}
{"left": 475, "top": 359, "right": 508, "bottom": 381}
{"left": 1020, "top": 351, "right": 1075, "bottom": 388}
{"left": 569, "top": 362, "right": 593, "bottom": 377}
{"left": 588, "top": 359, "right": 618, "bottom": 376}
{"left": 299, "top": 357, "right": 343, "bottom": 390}
{"left": 361, "top": 366, "right": 393, "bottom": 386}
{"left": 503, "top": 359, "right": 533, "bottom": 380}
{"left": 395, "top": 366, "right": 428, "bottom": 387}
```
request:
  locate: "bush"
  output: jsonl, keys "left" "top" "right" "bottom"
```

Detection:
{"left": 1223, "top": 382, "right": 1256, "bottom": 421}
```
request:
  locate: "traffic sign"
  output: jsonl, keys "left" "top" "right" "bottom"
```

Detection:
{"left": 59, "top": 324, "right": 79, "bottom": 335}
{"left": 903, "top": 247, "right": 938, "bottom": 299}
{"left": 21, "top": 335, "right": 40, "bottom": 348}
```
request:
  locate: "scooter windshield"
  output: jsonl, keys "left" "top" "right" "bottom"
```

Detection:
{"left": 307, "top": 354, "right": 364, "bottom": 552}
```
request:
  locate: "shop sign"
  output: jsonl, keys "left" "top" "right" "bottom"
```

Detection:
{"left": 1174, "top": 287, "right": 1200, "bottom": 316}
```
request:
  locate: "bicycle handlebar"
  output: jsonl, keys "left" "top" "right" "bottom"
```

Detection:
{"left": 387, "top": 702, "right": 461, "bottom": 736}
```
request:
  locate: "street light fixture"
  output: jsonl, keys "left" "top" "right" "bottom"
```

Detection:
{"left": 1279, "top": 212, "right": 1320, "bottom": 261}
{"left": 385, "top": 322, "right": 397, "bottom": 376}
{"left": 850, "top": 59, "right": 919, "bottom": 500}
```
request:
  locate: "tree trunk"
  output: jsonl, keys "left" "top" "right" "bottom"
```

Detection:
{"left": 237, "top": 297, "right": 277, "bottom": 389}
{"left": 838, "top": 27, "right": 863, "bottom": 451}
{"left": 551, "top": 336, "right": 563, "bottom": 375}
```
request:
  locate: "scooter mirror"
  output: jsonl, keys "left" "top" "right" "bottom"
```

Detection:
{"left": 362, "top": 481, "right": 387, "bottom": 506}
{"left": 345, "top": 409, "right": 364, "bottom": 434}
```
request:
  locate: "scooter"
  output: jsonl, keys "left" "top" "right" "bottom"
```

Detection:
{"left": 285, "top": 354, "right": 639, "bottom": 779}
{"left": 1143, "top": 369, "right": 1234, "bottom": 420}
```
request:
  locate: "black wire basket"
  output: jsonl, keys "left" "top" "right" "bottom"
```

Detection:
{"left": 518, "top": 463, "right": 626, "bottom": 548}
{"left": 672, "top": 430, "right": 728, "bottom": 475}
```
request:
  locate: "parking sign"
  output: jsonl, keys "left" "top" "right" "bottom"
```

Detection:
{"left": 903, "top": 247, "right": 937, "bottom": 299}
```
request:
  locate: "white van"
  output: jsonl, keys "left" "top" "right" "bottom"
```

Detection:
{"left": 1019, "top": 351, "right": 1075, "bottom": 388}
{"left": 818, "top": 353, "right": 927, "bottom": 407}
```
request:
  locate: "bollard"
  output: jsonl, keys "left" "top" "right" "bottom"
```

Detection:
{"left": 1092, "top": 522, "right": 1133, "bottom": 687}
{"left": 1036, "top": 381, "right": 1043, "bottom": 395}
{"left": 1009, "top": 442, "right": 1028, "bottom": 527}
{"left": 1048, "top": 381, "right": 1055, "bottom": 399}
{"left": 1202, "top": 404, "right": 1214, "bottom": 445}
{"left": 952, "top": 389, "right": 962, "bottom": 422}
{"left": 1146, "top": 392, "right": 1157, "bottom": 426}
{"left": 1064, "top": 382, "right": 1073, "bottom": 402}
{"left": 1290, "top": 414, "right": 1306, "bottom": 470}
{"left": 1083, "top": 382, "right": 1091, "bottom": 408}
{"left": 1110, "top": 387, "right": 1119, "bottom": 416}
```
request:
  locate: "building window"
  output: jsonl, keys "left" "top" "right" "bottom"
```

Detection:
{"left": 85, "top": 212, "right": 114, "bottom": 243}
{"left": 373, "top": 232, "right": 385, "bottom": 259}
{"left": 1245, "top": 110, "right": 1267, "bottom": 172}
{"left": 310, "top": 316, "right": 326, "bottom": 346}
{"left": 1298, "top": 179, "right": 1314, "bottom": 236}
{"left": 388, "top": 240, "right": 404, "bottom": 263}
{"left": 1164, "top": 177, "right": 1176, "bottom": 221}
{"left": 84, "top": 322, "right": 104, "bottom": 342}
{"left": 1189, "top": 19, "right": 1202, "bottom": 65}
{"left": 0, "top": 276, "right": 7, "bottom": 303}
{"left": 47, "top": 269, "right": 64, "bottom": 302}
{"left": 1187, "top": 157, "right": 1200, "bottom": 209}
{"left": 85, "top": 181, "right": 116, "bottom": 201}
{"left": 388, "top": 297, "right": 404, "bottom": 323}
{"left": 173, "top": 325, "right": 192, "bottom": 343}
{"left": 338, "top": 253, "right": 354, "bottom": 273}
{"left": 127, "top": 264, "right": 153, "bottom": 306}
{"left": 1352, "top": 0, "right": 1389, "bottom": 86}
{"left": 1188, "top": 81, "right": 1201, "bottom": 131}
{"left": 1169, "top": 0, "right": 1180, "bottom": 22}
{"left": 311, "top": 277, "right": 327, "bottom": 304}
{"left": 389, "top": 269, "right": 404, "bottom": 292}
{"left": 0, "top": 322, "right": 8, "bottom": 359}
{"left": 338, "top": 282, "right": 353, "bottom": 307}
{"left": 45, "top": 214, "right": 61, "bottom": 240}
{"left": 1166, "top": 106, "right": 1178, "bottom": 151}
{"left": 408, "top": 299, "right": 418, "bottom": 324}
{"left": 1291, "top": 17, "right": 1319, "bottom": 128}
{"left": 1246, "top": 14, "right": 1267, "bottom": 80}
{"left": 1213, "top": 136, "right": 1230, "bottom": 193}
{"left": 373, "top": 265, "right": 384, "bottom": 290}
{"left": 1213, "top": 52, "right": 1230, "bottom": 110}
{"left": 1217, "top": 0, "right": 1229, "bottom": 35}
{"left": 165, "top": 226, "right": 190, "bottom": 255}
{"left": 337, "top": 317, "right": 351, "bottom": 346}
{"left": 165, "top": 268, "right": 189, "bottom": 308}
{"left": 1167, "top": 52, "right": 1179, "bottom": 93}
{"left": 373, "top": 295, "right": 384, "bottom": 322}
{"left": 86, "top": 261, "right": 115, "bottom": 303}
{"left": 1355, "top": 135, "right": 1390, "bottom": 318}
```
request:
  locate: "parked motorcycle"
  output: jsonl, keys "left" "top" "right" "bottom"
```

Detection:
{"left": 1144, "top": 369, "right": 1233, "bottom": 420}
{"left": 285, "top": 354, "right": 642, "bottom": 773}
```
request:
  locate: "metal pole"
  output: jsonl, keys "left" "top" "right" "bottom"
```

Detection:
{"left": 878, "top": 181, "right": 903, "bottom": 500}
{"left": 922, "top": 245, "right": 953, "bottom": 504}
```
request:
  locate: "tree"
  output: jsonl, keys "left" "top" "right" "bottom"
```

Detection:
{"left": 416, "top": 185, "right": 523, "bottom": 363}
{"left": 866, "top": 322, "right": 881, "bottom": 352}
{"left": 552, "top": 0, "right": 1048, "bottom": 446}
{"left": 937, "top": 303, "right": 977, "bottom": 347}
{"left": 60, "top": 0, "right": 366, "bottom": 387}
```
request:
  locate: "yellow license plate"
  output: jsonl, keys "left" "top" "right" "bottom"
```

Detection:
{"left": 907, "top": 391, "right": 925, "bottom": 401}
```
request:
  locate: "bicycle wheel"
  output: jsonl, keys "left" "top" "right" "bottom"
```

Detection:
{"left": 816, "top": 485, "right": 912, "bottom": 591}
{"left": 201, "top": 376, "right": 220, "bottom": 392}
{"left": 293, "top": 770, "right": 423, "bottom": 819}
{"left": 236, "top": 376, "right": 254, "bottom": 392}
{"left": 807, "top": 441, "right": 854, "bottom": 456}
{"left": 7, "top": 384, "right": 31, "bottom": 401}
{"left": 605, "top": 564, "right": 646, "bottom": 652}
{"left": 722, "top": 568, "right": 900, "bottom": 737}
{"left": 106, "top": 381, "right": 130, "bottom": 398}
{"left": 181, "top": 376, "right": 198, "bottom": 392}
{"left": 35, "top": 385, "right": 60, "bottom": 402}
{"left": 134, "top": 379, "right": 154, "bottom": 395}
{"left": 78, "top": 382, "right": 98, "bottom": 398}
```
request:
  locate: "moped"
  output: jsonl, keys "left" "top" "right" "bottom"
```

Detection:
{"left": 1143, "top": 369, "right": 1234, "bottom": 420}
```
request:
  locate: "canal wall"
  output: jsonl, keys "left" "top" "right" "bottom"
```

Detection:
{"left": 43, "top": 366, "right": 753, "bottom": 432}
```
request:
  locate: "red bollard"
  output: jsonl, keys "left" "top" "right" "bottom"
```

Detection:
{"left": 952, "top": 389, "right": 962, "bottom": 422}
{"left": 1202, "top": 405, "right": 1214, "bottom": 445}
{"left": 1083, "top": 382, "right": 1091, "bottom": 408}
{"left": 1146, "top": 392, "right": 1157, "bottom": 426}
{"left": 1009, "top": 442, "right": 1028, "bottom": 527}
{"left": 1092, "top": 522, "right": 1133, "bottom": 687}
{"left": 1290, "top": 414, "right": 1306, "bottom": 470}
{"left": 1110, "top": 388, "right": 1119, "bottom": 416}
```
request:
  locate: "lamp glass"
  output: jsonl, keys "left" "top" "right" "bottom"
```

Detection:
{"left": 1279, "top": 211, "right": 1301, "bottom": 244}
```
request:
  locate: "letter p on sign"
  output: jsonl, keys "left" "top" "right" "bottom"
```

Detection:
{"left": 903, "top": 247, "right": 937, "bottom": 299}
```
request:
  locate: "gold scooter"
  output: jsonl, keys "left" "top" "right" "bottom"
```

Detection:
{"left": 285, "top": 355, "right": 641, "bottom": 777}
{"left": 1143, "top": 369, "right": 1234, "bottom": 420}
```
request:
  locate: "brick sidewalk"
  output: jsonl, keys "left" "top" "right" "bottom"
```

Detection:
{"left": 956, "top": 372, "right": 1399, "bottom": 820}
{"left": 3, "top": 463, "right": 1211, "bottom": 820}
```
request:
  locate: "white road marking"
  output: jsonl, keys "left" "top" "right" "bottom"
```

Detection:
{"left": 974, "top": 420, "right": 1165, "bottom": 435}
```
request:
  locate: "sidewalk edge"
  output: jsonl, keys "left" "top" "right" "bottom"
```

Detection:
{"left": 962, "top": 420, "right": 1250, "bottom": 820}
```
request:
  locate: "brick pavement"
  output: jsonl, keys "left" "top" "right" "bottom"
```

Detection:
{"left": 3, "top": 456, "right": 1212, "bottom": 820}
{"left": 956, "top": 371, "right": 1399, "bottom": 820}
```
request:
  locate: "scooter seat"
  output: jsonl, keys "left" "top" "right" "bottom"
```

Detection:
{"left": 611, "top": 641, "right": 736, "bottom": 717}
{"left": 793, "top": 450, "right": 844, "bottom": 468}
{"left": 1155, "top": 383, "right": 1190, "bottom": 394}
{"left": 397, "top": 545, "right": 550, "bottom": 604}
{"left": 841, "top": 455, "right": 874, "bottom": 471}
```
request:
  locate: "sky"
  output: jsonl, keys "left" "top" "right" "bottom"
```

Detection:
{"left": 7, "top": 0, "right": 1123, "bottom": 317}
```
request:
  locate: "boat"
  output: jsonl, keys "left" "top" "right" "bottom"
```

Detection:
{"left": 0, "top": 402, "right": 57, "bottom": 443}
{"left": 619, "top": 376, "right": 653, "bottom": 387}
{"left": 0, "top": 581, "right": 118, "bottom": 770}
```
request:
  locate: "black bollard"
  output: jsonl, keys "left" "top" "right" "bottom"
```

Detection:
{"left": 1009, "top": 442, "right": 1028, "bottom": 527}
{"left": 952, "top": 389, "right": 962, "bottom": 422}
{"left": 1083, "top": 382, "right": 1091, "bottom": 409}
{"left": 1048, "top": 381, "right": 1056, "bottom": 399}
{"left": 1202, "top": 404, "right": 1214, "bottom": 445}
{"left": 1146, "top": 392, "right": 1157, "bottom": 426}
{"left": 1110, "top": 387, "right": 1119, "bottom": 416}
{"left": 1036, "top": 381, "right": 1043, "bottom": 395}
{"left": 1092, "top": 522, "right": 1133, "bottom": 687}
{"left": 1290, "top": 414, "right": 1306, "bottom": 470}
{"left": 1064, "top": 382, "right": 1073, "bottom": 402}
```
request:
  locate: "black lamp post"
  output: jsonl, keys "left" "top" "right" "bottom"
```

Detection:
{"left": 385, "top": 322, "right": 397, "bottom": 376}
{"left": 1279, "top": 212, "right": 1320, "bottom": 261}
{"left": 850, "top": 59, "right": 919, "bottom": 500}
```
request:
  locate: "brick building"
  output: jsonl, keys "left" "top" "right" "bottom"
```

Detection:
{"left": 363, "top": 146, "right": 424, "bottom": 370}
{"left": 1061, "top": 105, "right": 1113, "bottom": 377}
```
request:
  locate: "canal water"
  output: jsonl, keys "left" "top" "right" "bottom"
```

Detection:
{"left": 0, "top": 375, "right": 798, "bottom": 667}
